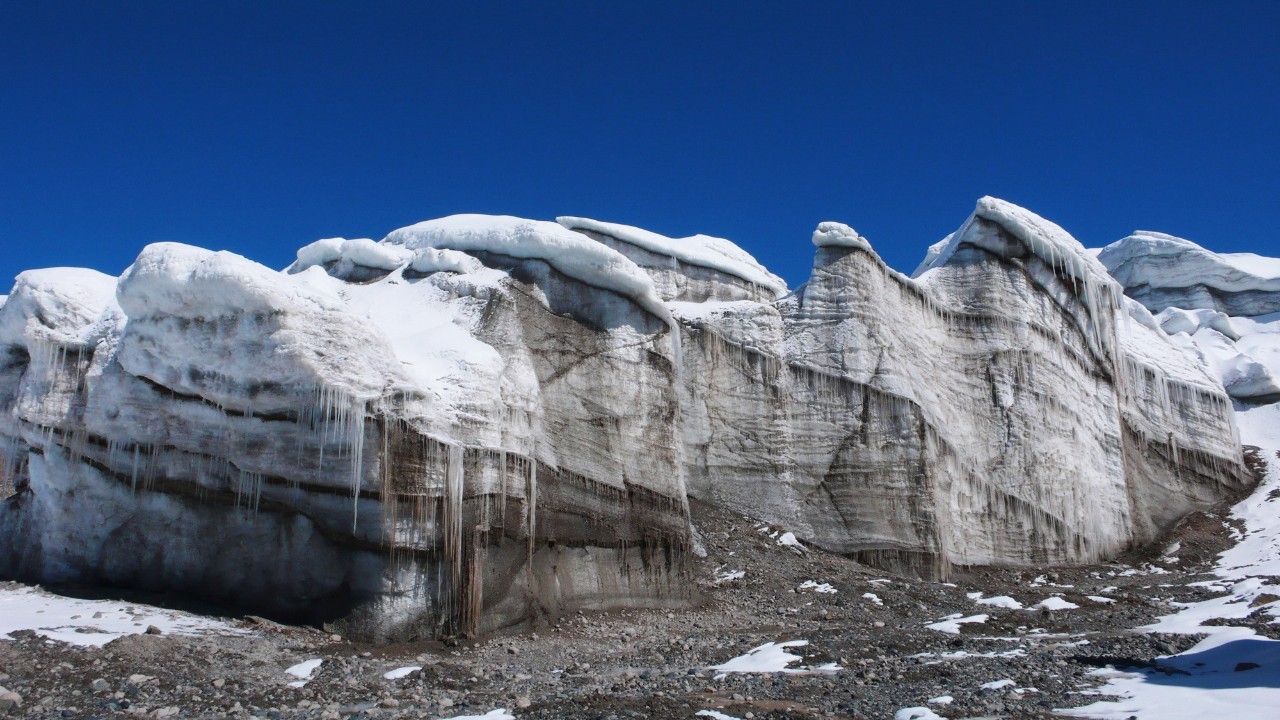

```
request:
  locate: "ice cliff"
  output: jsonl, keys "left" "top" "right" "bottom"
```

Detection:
{"left": 1098, "top": 231, "right": 1280, "bottom": 404}
{"left": 0, "top": 199, "right": 1252, "bottom": 639}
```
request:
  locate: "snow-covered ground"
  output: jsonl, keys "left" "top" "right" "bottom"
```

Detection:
{"left": 1059, "top": 402, "right": 1280, "bottom": 719}
{"left": 708, "top": 640, "right": 842, "bottom": 675}
{"left": 0, "top": 584, "right": 244, "bottom": 647}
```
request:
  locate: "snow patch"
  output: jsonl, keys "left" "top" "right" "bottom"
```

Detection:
{"left": 285, "top": 658, "right": 322, "bottom": 687}
{"left": 798, "top": 580, "right": 837, "bottom": 594}
{"left": 714, "top": 570, "right": 746, "bottom": 585}
{"left": 1034, "top": 597, "right": 1079, "bottom": 611}
{"left": 696, "top": 711, "right": 743, "bottom": 720}
{"left": 894, "top": 707, "right": 947, "bottom": 720}
{"left": 0, "top": 585, "right": 243, "bottom": 647}
{"left": 438, "top": 711, "right": 515, "bottom": 720}
{"left": 709, "top": 640, "right": 841, "bottom": 674}
{"left": 776, "top": 532, "right": 805, "bottom": 552}
{"left": 968, "top": 592, "right": 1024, "bottom": 609}
{"left": 925, "top": 614, "right": 988, "bottom": 634}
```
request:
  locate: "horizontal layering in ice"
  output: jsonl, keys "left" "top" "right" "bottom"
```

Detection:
{"left": 383, "top": 214, "right": 672, "bottom": 322}
{"left": 1099, "top": 231, "right": 1280, "bottom": 402}
{"left": 0, "top": 196, "right": 1257, "bottom": 641}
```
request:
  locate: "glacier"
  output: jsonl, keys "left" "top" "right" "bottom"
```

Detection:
{"left": 1099, "top": 231, "right": 1280, "bottom": 404}
{"left": 0, "top": 197, "right": 1252, "bottom": 640}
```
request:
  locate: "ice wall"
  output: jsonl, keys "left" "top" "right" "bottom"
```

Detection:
{"left": 0, "top": 234, "right": 692, "bottom": 641}
{"left": 677, "top": 198, "right": 1248, "bottom": 576}
{"left": 1099, "top": 232, "right": 1280, "bottom": 405}
{"left": 1098, "top": 231, "right": 1280, "bottom": 317}
{"left": 0, "top": 198, "right": 1252, "bottom": 639}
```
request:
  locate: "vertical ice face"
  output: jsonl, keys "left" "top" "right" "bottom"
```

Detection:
{"left": 0, "top": 228, "right": 693, "bottom": 640}
{"left": 0, "top": 198, "right": 1253, "bottom": 639}
{"left": 677, "top": 198, "right": 1247, "bottom": 576}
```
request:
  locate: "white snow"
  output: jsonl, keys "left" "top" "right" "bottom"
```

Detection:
{"left": 339, "top": 238, "right": 410, "bottom": 270}
{"left": 968, "top": 592, "right": 1024, "bottom": 609}
{"left": 1060, "top": 631, "right": 1280, "bottom": 720}
{"left": 776, "top": 532, "right": 805, "bottom": 551}
{"left": 696, "top": 711, "right": 743, "bottom": 720}
{"left": 292, "top": 238, "right": 345, "bottom": 270}
{"left": 1099, "top": 231, "right": 1280, "bottom": 296}
{"left": 911, "top": 234, "right": 953, "bottom": 278}
{"left": 286, "top": 658, "right": 322, "bottom": 678}
{"left": 385, "top": 214, "right": 671, "bottom": 322}
{"left": 285, "top": 658, "right": 322, "bottom": 687}
{"left": 437, "top": 711, "right": 514, "bottom": 720}
{"left": 115, "top": 242, "right": 416, "bottom": 414}
{"left": 0, "top": 585, "right": 243, "bottom": 647}
{"left": 919, "top": 197, "right": 1117, "bottom": 302}
{"left": 1033, "top": 597, "right": 1079, "bottom": 611}
{"left": 410, "top": 247, "right": 484, "bottom": 275}
{"left": 709, "top": 640, "right": 841, "bottom": 674}
{"left": 0, "top": 267, "right": 119, "bottom": 349}
{"left": 289, "top": 237, "right": 412, "bottom": 273}
{"left": 383, "top": 666, "right": 421, "bottom": 680}
{"left": 1059, "top": 398, "right": 1280, "bottom": 719}
{"left": 894, "top": 707, "right": 947, "bottom": 720}
{"left": 798, "top": 580, "right": 837, "bottom": 594}
{"left": 811, "top": 221, "right": 872, "bottom": 252}
{"left": 1166, "top": 320, "right": 1280, "bottom": 400}
{"left": 925, "top": 614, "right": 988, "bottom": 634}
{"left": 668, "top": 299, "right": 765, "bottom": 322}
{"left": 714, "top": 570, "right": 746, "bottom": 585}
{"left": 556, "top": 216, "right": 787, "bottom": 296}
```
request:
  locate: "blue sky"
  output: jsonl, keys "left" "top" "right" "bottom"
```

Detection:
{"left": 2, "top": 1, "right": 1276, "bottom": 289}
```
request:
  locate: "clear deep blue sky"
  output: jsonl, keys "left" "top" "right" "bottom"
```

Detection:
{"left": 2, "top": 2, "right": 1277, "bottom": 289}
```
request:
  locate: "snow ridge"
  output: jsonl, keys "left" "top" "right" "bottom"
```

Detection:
{"left": 385, "top": 214, "right": 671, "bottom": 323}
{"left": 556, "top": 216, "right": 787, "bottom": 297}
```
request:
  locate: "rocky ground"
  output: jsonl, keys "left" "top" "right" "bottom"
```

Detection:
{"left": 0, "top": 468, "right": 1272, "bottom": 720}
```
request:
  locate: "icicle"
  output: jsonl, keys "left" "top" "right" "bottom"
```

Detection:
{"left": 499, "top": 449, "right": 508, "bottom": 535}
{"left": 446, "top": 443, "right": 464, "bottom": 587}
{"left": 526, "top": 455, "right": 537, "bottom": 571}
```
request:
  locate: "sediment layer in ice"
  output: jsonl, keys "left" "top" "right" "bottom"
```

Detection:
{"left": 1098, "top": 231, "right": 1280, "bottom": 317}
{"left": 0, "top": 198, "right": 1252, "bottom": 639}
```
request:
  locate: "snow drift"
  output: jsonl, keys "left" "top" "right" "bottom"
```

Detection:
{"left": 0, "top": 198, "right": 1252, "bottom": 639}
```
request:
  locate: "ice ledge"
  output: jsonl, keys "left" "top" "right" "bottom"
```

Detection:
{"left": 0, "top": 267, "right": 119, "bottom": 350}
{"left": 556, "top": 216, "right": 787, "bottom": 297}
{"left": 1098, "top": 231, "right": 1280, "bottom": 295}
{"left": 384, "top": 214, "right": 672, "bottom": 324}
{"left": 811, "top": 222, "right": 871, "bottom": 252}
